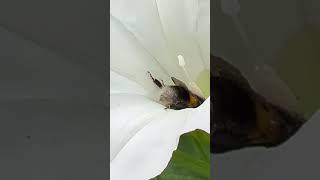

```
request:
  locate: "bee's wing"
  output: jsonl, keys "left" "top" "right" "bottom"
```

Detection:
{"left": 171, "top": 77, "right": 188, "bottom": 90}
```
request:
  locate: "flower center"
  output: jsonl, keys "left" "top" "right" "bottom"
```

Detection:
{"left": 196, "top": 69, "right": 210, "bottom": 98}
{"left": 177, "top": 55, "right": 209, "bottom": 98}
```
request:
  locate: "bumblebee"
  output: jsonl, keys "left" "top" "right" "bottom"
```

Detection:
{"left": 211, "top": 55, "right": 305, "bottom": 153}
{"left": 148, "top": 71, "right": 205, "bottom": 110}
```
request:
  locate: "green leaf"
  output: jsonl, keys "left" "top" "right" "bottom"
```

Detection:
{"left": 151, "top": 129, "right": 210, "bottom": 180}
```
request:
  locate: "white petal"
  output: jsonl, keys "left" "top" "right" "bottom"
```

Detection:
{"left": 110, "top": 94, "right": 210, "bottom": 180}
{"left": 110, "top": 15, "right": 172, "bottom": 92}
{"left": 184, "top": 96, "right": 210, "bottom": 133}
{"left": 212, "top": 110, "right": 320, "bottom": 180}
{"left": 110, "top": 0, "right": 186, "bottom": 83}
{"left": 110, "top": 93, "right": 164, "bottom": 161}
{"left": 195, "top": 0, "right": 210, "bottom": 68}
{"left": 156, "top": 0, "right": 210, "bottom": 79}
{"left": 110, "top": 70, "right": 148, "bottom": 96}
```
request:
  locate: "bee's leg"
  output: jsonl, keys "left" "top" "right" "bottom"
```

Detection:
{"left": 164, "top": 104, "right": 171, "bottom": 110}
{"left": 147, "top": 71, "right": 163, "bottom": 89}
{"left": 161, "top": 79, "right": 165, "bottom": 87}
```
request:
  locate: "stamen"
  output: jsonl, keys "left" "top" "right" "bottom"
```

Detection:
{"left": 178, "top": 55, "right": 186, "bottom": 67}
{"left": 177, "top": 55, "right": 192, "bottom": 81}
{"left": 177, "top": 55, "right": 205, "bottom": 98}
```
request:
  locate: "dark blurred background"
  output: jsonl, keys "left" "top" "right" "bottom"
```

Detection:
{"left": 0, "top": 0, "right": 108, "bottom": 179}
{"left": 212, "top": 0, "right": 320, "bottom": 179}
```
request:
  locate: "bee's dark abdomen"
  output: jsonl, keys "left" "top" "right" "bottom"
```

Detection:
{"left": 211, "top": 76, "right": 257, "bottom": 153}
{"left": 211, "top": 55, "right": 259, "bottom": 153}
{"left": 172, "top": 86, "right": 190, "bottom": 101}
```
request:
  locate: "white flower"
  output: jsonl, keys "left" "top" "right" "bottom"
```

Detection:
{"left": 110, "top": 0, "right": 210, "bottom": 180}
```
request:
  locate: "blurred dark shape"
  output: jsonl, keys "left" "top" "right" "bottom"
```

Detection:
{"left": 210, "top": 55, "right": 304, "bottom": 153}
